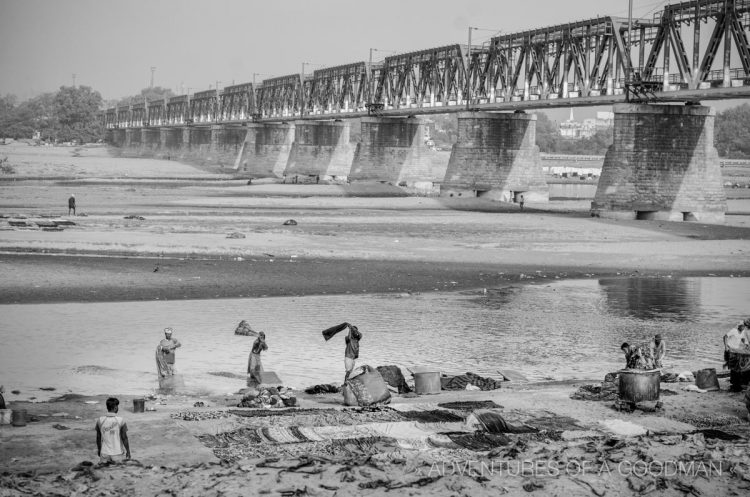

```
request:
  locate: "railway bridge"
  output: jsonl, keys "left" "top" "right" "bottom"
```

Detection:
{"left": 105, "top": 0, "right": 750, "bottom": 223}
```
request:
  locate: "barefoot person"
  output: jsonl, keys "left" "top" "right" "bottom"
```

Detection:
{"left": 344, "top": 324, "right": 362, "bottom": 382}
{"left": 247, "top": 332, "right": 267, "bottom": 383}
{"left": 650, "top": 334, "right": 666, "bottom": 368}
{"left": 68, "top": 194, "right": 76, "bottom": 216}
{"left": 95, "top": 397, "right": 131, "bottom": 463}
{"left": 156, "top": 327, "right": 182, "bottom": 377}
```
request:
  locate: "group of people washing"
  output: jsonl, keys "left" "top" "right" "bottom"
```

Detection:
{"left": 618, "top": 318, "right": 750, "bottom": 395}
{"left": 620, "top": 333, "right": 666, "bottom": 370}
{"left": 155, "top": 322, "right": 363, "bottom": 384}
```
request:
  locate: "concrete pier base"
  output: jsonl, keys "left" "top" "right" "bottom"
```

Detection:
{"left": 440, "top": 112, "right": 549, "bottom": 202}
{"left": 349, "top": 117, "right": 436, "bottom": 184}
{"left": 591, "top": 104, "right": 727, "bottom": 223}
{"left": 237, "top": 123, "right": 295, "bottom": 178}
{"left": 285, "top": 120, "right": 354, "bottom": 181}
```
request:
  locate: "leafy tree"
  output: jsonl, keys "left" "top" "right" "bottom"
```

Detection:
{"left": 0, "top": 87, "right": 103, "bottom": 142}
{"left": 54, "top": 86, "right": 104, "bottom": 142}
{"left": 715, "top": 103, "right": 750, "bottom": 159}
{"left": 533, "top": 112, "right": 560, "bottom": 152}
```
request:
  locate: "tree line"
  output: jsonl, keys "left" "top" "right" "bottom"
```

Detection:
{"left": 1, "top": 84, "right": 749, "bottom": 157}
{"left": 0, "top": 87, "right": 174, "bottom": 144}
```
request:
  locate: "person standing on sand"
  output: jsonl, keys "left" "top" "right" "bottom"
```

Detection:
{"left": 650, "top": 334, "right": 666, "bottom": 368}
{"left": 95, "top": 397, "right": 131, "bottom": 463}
{"left": 156, "top": 327, "right": 182, "bottom": 377}
{"left": 68, "top": 194, "right": 76, "bottom": 216}
{"left": 519, "top": 194, "right": 525, "bottom": 211}
{"left": 0, "top": 385, "right": 6, "bottom": 410}
{"left": 344, "top": 324, "right": 362, "bottom": 382}
{"left": 248, "top": 332, "right": 267, "bottom": 383}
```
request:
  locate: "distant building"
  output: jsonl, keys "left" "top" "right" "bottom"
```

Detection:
{"left": 559, "top": 109, "right": 613, "bottom": 139}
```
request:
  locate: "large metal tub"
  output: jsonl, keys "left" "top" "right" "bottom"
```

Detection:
{"left": 618, "top": 369, "right": 660, "bottom": 403}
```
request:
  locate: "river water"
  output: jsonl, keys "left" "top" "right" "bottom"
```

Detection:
{"left": 1, "top": 276, "right": 747, "bottom": 401}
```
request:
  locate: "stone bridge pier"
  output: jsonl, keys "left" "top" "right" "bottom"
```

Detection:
{"left": 284, "top": 120, "right": 355, "bottom": 181}
{"left": 591, "top": 103, "right": 727, "bottom": 223}
{"left": 236, "top": 122, "right": 296, "bottom": 178}
{"left": 440, "top": 111, "right": 549, "bottom": 202}
{"left": 349, "top": 117, "right": 438, "bottom": 185}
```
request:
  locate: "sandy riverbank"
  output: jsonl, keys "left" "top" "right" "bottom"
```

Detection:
{"left": 1, "top": 145, "right": 750, "bottom": 496}
{"left": 1, "top": 377, "right": 749, "bottom": 497}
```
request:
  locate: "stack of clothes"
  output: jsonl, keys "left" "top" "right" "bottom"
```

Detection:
{"left": 440, "top": 372, "right": 504, "bottom": 391}
{"left": 238, "top": 386, "right": 297, "bottom": 408}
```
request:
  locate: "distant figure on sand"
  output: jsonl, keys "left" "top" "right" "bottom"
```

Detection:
{"left": 0, "top": 385, "right": 6, "bottom": 410}
{"left": 156, "top": 327, "right": 182, "bottom": 377}
{"left": 68, "top": 194, "right": 76, "bottom": 216}
{"left": 247, "top": 332, "right": 267, "bottom": 383}
{"left": 519, "top": 194, "right": 524, "bottom": 211}
{"left": 621, "top": 342, "right": 652, "bottom": 369}
{"left": 95, "top": 397, "right": 131, "bottom": 463}
{"left": 344, "top": 324, "right": 362, "bottom": 382}
{"left": 650, "top": 334, "right": 666, "bottom": 368}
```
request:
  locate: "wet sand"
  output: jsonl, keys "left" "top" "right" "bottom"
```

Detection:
{"left": 1, "top": 145, "right": 750, "bottom": 496}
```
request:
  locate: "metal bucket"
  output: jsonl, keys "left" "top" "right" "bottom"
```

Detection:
{"left": 618, "top": 369, "right": 660, "bottom": 403}
{"left": 11, "top": 409, "right": 27, "bottom": 427}
{"left": 414, "top": 372, "right": 441, "bottom": 395}
{"left": 132, "top": 398, "right": 145, "bottom": 413}
{"left": 695, "top": 368, "right": 720, "bottom": 391}
{"left": 0, "top": 409, "right": 12, "bottom": 425}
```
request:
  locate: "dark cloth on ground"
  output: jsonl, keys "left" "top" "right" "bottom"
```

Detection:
{"left": 660, "top": 372, "right": 679, "bottom": 383}
{"left": 443, "top": 431, "right": 511, "bottom": 450}
{"left": 304, "top": 384, "right": 341, "bottom": 395}
{"left": 395, "top": 410, "right": 465, "bottom": 423}
{"left": 440, "top": 372, "right": 504, "bottom": 391}
{"left": 571, "top": 372, "right": 619, "bottom": 401}
{"left": 438, "top": 400, "right": 503, "bottom": 410}
{"left": 467, "top": 410, "right": 538, "bottom": 434}
{"left": 699, "top": 429, "right": 743, "bottom": 441}
{"left": 229, "top": 408, "right": 337, "bottom": 418}
{"left": 322, "top": 322, "right": 349, "bottom": 341}
{"left": 376, "top": 365, "right": 411, "bottom": 393}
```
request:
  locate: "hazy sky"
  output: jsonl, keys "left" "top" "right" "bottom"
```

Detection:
{"left": 0, "top": 0, "right": 745, "bottom": 119}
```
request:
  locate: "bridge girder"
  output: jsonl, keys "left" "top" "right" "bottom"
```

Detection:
{"left": 104, "top": 0, "right": 750, "bottom": 128}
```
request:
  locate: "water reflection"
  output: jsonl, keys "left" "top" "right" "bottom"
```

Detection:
{"left": 598, "top": 277, "right": 701, "bottom": 321}
{"left": 0, "top": 277, "right": 746, "bottom": 400}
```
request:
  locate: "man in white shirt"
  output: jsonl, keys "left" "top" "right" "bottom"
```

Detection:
{"left": 95, "top": 397, "right": 131, "bottom": 463}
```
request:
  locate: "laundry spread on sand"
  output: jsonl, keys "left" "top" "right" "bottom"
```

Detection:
{"left": 304, "top": 384, "right": 341, "bottom": 395}
{"left": 437, "top": 400, "right": 503, "bottom": 411}
{"left": 440, "top": 372, "right": 504, "bottom": 391}
{"left": 376, "top": 366, "right": 411, "bottom": 393}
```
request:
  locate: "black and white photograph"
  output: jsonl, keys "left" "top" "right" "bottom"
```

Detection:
{"left": 1, "top": 0, "right": 750, "bottom": 495}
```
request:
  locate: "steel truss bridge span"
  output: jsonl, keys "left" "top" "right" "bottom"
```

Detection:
{"left": 105, "top": 0, "right": 750, "bottom": 128}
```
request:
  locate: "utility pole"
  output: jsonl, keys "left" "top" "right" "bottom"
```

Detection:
{"left": 467, "top": 27, "right": 478, "bottom": 109}
{"left": 627, "top": 0, "right": 633, "bottom": 81}
{"left": 150, "top": 66, "right": 156, "bottom": 88}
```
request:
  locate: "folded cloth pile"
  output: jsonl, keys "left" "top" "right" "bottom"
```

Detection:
{"left": 440, "top": 372, "right": 504, "bottom": 391}
{"left": 238, "top": 386, "right": 297, "bottom": 408}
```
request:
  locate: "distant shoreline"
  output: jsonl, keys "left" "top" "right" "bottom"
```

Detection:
{"left": 1, "top": 252, "right": 747, "bottom": 305}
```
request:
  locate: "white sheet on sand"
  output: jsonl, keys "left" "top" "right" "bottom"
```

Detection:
{"left": 387, "top": 402, "right": 440, "bottom": 412}
{"left": 598, "top": 419, "right": 648, "bottom": 437}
